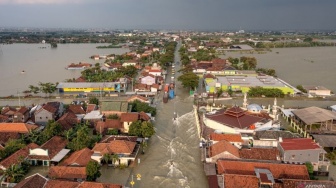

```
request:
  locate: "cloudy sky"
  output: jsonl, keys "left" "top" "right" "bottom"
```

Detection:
{"left": 0, "top": 0, "right": 335, "bottom": 30}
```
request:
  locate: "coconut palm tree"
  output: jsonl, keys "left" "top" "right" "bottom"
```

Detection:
{"left": 111, "top": 154, "right": 120, "bottom": 167}
{"left": 102, "top": 153, "right": 111, "bottom": 166}
{"left": 140, "top": 140, "right": 148, "bottom": 154}
{"left": 0, "top": 164, "right": 25, "bottom": 183}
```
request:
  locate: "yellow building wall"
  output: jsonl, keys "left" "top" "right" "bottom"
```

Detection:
{"left": 63, "top": 87, "right": 115, "bottom": 92}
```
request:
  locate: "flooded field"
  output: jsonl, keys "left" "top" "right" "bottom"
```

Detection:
{"left": 221, "top": 46, "right": 336, "bottom": 92}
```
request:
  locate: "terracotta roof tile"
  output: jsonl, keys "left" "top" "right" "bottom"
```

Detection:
{"left": 57, "top": 112, "right": 79, "bottom": 130}
{"left": 0, "top": 114, "right": 9, "bottom": 122}
{"left": 1, "top": 107, "right": 17, "bottom": 116}
{"left": 217, "top": 160, "right": 309, "bottom": 180}
{"left": 16, "top": 107, "right": 29, "bottom": 114}
{"left": 60, "top": 148, "right": 93, "bottom": 166}
{"left": 28, "top": 136, "right": 67, "bottom": 160}
{"left": 45, "top": 179, "right": 80, "bottom": 188}
{"left": 120, "top": 113, "right": 139, "bottom": 122}
{"left": 127, "top": 95, "right": 149, "bottom": 102}
{"left": 280, "top": 138, "right": 321, "bottom": 151}
{"left": 210, "top": 133, "right": 243, "bottom": 143}
{"left": 92, "top": 140, "right": 136, "bottom": 155}
{"left": 223, "top": 174, "right": 259, "bottom": 188}
{"left": 105, "top": 119, "right": 123, "bottom": 129}
{"left": 0, "top": 143, "right": 39, "bottom": 169}
{"left": 14, "top": 173, "right": 48, "bottom": 188}
{"left": 48, "top": 166, "right": 86, "bottom": 179}
{"left": 75, "top": 76, "right": 87, "bottom": 82}
{"left": 0, "top": 132, "right": 21, "bottom": 145}
{"left": 68, "top": 105, "right": 86, "bottom": 115}
{"left": 41, "top": 103, "right": 58, "bottom": 114}
{"left": 207, "top": 175, "right": 219, "bottom": 188}
{"left": 86, "top": 104, "right": 97, "bottom": 113}
{"left": 281, "top": 179, "right": 336, "bottom": 188}
{"left": 239, "top": 148, "right": 280, "bottom": 161}
{"left": 205, "top": 107, "right": 264, "bottom": 129}
{"left": 78, "top": 182, "right": 123, "bottom": 188}
{"left": 0, "top": 123, "right": 38, "bottom": 133}
{"left": 209, "top": 140, "right": 239, "bottom": 158}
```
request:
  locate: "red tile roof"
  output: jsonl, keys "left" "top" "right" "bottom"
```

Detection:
{"left": 120, "top": 113, "right": 139, "bottom": 122}
{"left": 75, "top": 76, "right": 87, "bottom": 82}
{"left": 280, "top": 138, "right": 321, "bottom": 151}
{"left": 0, "top": 132, "right": 20, "bottom": 145}
{"left": 14, "top": 173, "right": 48, "bottom": 188}
{"left": 205, "top": 107, "right": 264, "bottom": 129}
{"left": 281, "top": 179, "right": 336, "bottom": 188}
{"left": 207, "top": 175, "right": 219, "bottom": 188}
{"left": 48, "top": 166, "right": 86, "bottom": 179}
{"left": 217, "top": 160, "right": 309, "bottom": 180}
{"left": 57, "top": 112, "right": 79, "bottom": 130}
{"left": 210, "top": 133, "right": 243, "bottom": 143}
{"left": 92, "top": 140, "right": 136, "bottom": 155}
{"left": 16, "top": 107, "right": 29, "bottom": 114}
{"left": 45, "top": 179, "right": 80, "bottom": 188}
{"left": 239, "top": 148, "right": 280, "bottom": 161}
{"left": 1, "top": 106, "right": 17, "bottom": 115}
{"left": 106, "top": 119, "right": 123, "bottom": 129}
{"left": 78, "top": 182, "right": 123, "bottom": 188}
{"left": 223, "top": 174, "right": 259, "bottom": 188}
{"left": 100, "top": 135, "right": 138, "bottom": 143}
{"left": 60, "top": 148, "right": 93, "bottom": 167}
{"left": 0, "top": 123, "right": 38, "bottom": 134}
{"left": 0, "top": 143, "right": 39, "bottom": 169}
{"left": 86, "top": 104, "right": 97, "bottom": 113}
{"left": 28, "top": 136, "right": 67, "bottom": 160}
{"left": 68, "top": 105, "right": 86, "bottom": 114}
{"left": 209, "top": 140, "right": 239, "bottom": 158}
{"left": 127, "top": 95, "right": 149, "bottom": 102}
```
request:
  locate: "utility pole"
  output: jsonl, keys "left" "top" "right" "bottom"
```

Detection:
{"left": 17, "top": 90, "right": 21, "bottom": 107}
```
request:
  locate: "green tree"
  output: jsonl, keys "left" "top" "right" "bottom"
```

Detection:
{"left": 0, "top": 139, "right": 25, "bottom": 159}
{"left": 141, "top": 121, "right": 155, "bottom": 138}
{"left": 102, "top": 153, "right": 111, "bottom": 165}
{"left": 130, "top": 100, "right": 156, "bottom": 116}
{"left": 28, "top": 85, "right": 40, "bottom": 94}
{"left": 0, "top": 164, "right": 26, "bottom": 183}
{"left": 111, "top": 154, "right": 120, "bottom": 167}
{"left": 86, "top": 160, "right": 101, "bottom": 181}
{"left": 178, "top": 72, "right": 199, "bottom": 90}
{"left": 296, "top": 85, "right": 307, "bottom": 93}
{"left": 67, "top": 124, "right": 95, "bottom": 151}
{"left": 107, "top": 114, "right": 119, "bottom": 120}
{"left": 38, "top": 82, "right": 57, "bottom": 97}
{"left": 129, "top": 121, "right": 155, "bottom": 138}
{"left": 305, "top": 162, "right": 314, "bottom": 175}
{"left": 89, "top": 97, "right": 99, "bottom": 105}
{"left": 107, "top": 129, "right": 119, "bottom": 135}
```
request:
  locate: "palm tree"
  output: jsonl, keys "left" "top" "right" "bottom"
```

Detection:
{"left": 111, "top": 154, "right": 120, "bottom": 167}
{"left": 0, "top": 164, "right": 25, "bottom": 183}
{"left": 102, "top": 153, "right": 111, "bottom": 166}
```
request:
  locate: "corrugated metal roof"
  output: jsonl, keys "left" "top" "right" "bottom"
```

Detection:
{"left": 292, "top": 106, "right": 336, "bottom": 125}
{"left": 57, "top": 82, "right": 123, "bottom": 88}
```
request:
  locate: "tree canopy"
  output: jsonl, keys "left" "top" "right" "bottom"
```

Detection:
{"left": 86, "top": 160, "right": 101, "bottom": 181}
{"left": 178, "top": 72, "right": 199, "bottom": 90}
{"left": 247, "top": 87, "right": 285, "bottom": 98}
{"left": 128, "top": 121, "right": 155, "bottom": 138}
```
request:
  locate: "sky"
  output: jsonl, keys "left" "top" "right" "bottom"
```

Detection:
{"left": 0, "top": 0, "right": 336, "bottom": 31}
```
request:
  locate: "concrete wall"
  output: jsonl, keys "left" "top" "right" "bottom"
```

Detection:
{"left": 35, "top": 109, "right": 54, "bottom": 125}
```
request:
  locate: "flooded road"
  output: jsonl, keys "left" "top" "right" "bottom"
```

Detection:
{"left": 127, "top": 42, "right": 208, "bottom": 188}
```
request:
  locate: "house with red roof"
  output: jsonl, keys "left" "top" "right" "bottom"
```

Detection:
{"left": 34, "top": 102, "right": 64, "bottom": 126}
{"left": 203, "top": 106, "right": 272, "bottom": 134}
{"left": 209, "top": 133, "right": 243, "bottom": 148}
{"left": 13, "top": 107, "right": 29, "bottom": 123}
{"left": 216, "top": 160, "right": 310, "bottom": 188}
{"left": 278, "top": 138, "right": 330, "bottom": 172}
{"left": 94, "top": 119, "right": 123, "bottom": 135}
{"left": 0, "top": 143, "right": 39, "bottom": 171}
{"left": 91, "top": 140, "right": 138, "bottom": 166}
{"left": 27, "top": 136, "right": 69, "bottom": 166}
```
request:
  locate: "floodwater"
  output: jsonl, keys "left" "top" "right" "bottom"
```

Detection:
{"left": 97, "top": 42, "right": 208, "bottom": 188}
{"left": 129, "top": 42, "right": 208, "bottom": 188}
{"left": 220, "top": 46, "right": 336, "bottom": 92}
{"left": 0, "top": 43, "right": 129, "bottom": 97}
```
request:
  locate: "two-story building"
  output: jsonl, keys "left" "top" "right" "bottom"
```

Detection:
{"left": 278, "top": 138, "right": 329, "bottom": 173}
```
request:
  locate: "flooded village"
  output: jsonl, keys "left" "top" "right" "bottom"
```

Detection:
{"left": 0, "top": 29, "right": 336, "bottom": 188}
